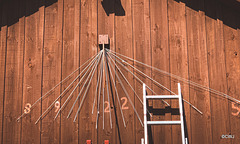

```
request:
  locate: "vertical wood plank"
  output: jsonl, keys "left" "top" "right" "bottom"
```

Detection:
{"left": 185, "top": 0, "right": 212, "bottom": 143}
{"left": 22, "top": 0, "right": 44, "bottom": 143}
{"left": 205, "top": 0, "right": 231, "bottom": 143}
{"left": 115, "top": 0, "right": 135, "bottom": 143}
{"left": 168, "top": 0, "right": 189, "bottom": 143}
{"left": 223, "top": 6, "right": 240, "bottom": 144}
{"left": 0, "top": 0, "right": 240, "bottom": 143}
{"left": 78, "top": 0, "right": 98, "bottom": 143}
{"left": 18, "top": 0, "right": 26, "bottom": 142}
{"left": 0, "top": 12, "right": 1, "bottom": 144}
{"left": 132, "top": 0, "right": 151, "bottom": 143}
{"left": 0, "top": 4, "right": 7, "bottom": 144}
{"left": 230, "top": 13, "right": 240, "bottom": 143}
{"left": 3, "top": 0, "right": 24, "bottom": 143}
{"left": 41, "top": 0, "right": 61, "bottom": 143}
{"left": 150, "top": 0, "right": 171, "bottom": 143}
{"left": 97, "top": 0, "right": 116, "bottom": 143}
{"left": 61, "top": 0, "right": 78, "bottom": 143}
{"left": 56, "top": 0, "right": 64, "bottom": 143}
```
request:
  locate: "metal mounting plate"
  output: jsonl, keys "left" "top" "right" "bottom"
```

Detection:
{"left": 99, "top": 34, "right": 109, "bottom": 44}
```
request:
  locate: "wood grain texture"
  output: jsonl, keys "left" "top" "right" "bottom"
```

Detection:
{"left": 0, "top": 4, "right": 7, "bottom": 144}
{"left": 223, "top": 6, "right": 240, "bottom": 143}
{"left": 3, "top": 0, "right": 24, "bottom": 143}
{"left": 78, "top": 0, "right": 98, "bottom": 143}
{"left": 115, "top": 0, "right": 134, "bottom": 143}
{"left": 150, "top": 0, "right": 171, "bottom": 143}
{"left": 168, "top": 0, "right": 189, "bottom": 144}
{"left": 234, "top": 15, "right": 240, "bottom": 144}
{"left": 205, "top": 0, "right": 231, "bottom": 144}
{"left": 0, "top": 8, "right": 1, "bottom": 144}
{"left": 132, "top": 0, "right": 151, "bottom": 143}
{"left": 22, "top": 0, "right": 44, "bottom": 143}
{"left": 186, "top": 0, "right": 212, "bottom": 143}
{"left": 41, "top": 1, "right": 61, "bottom": 143}
{"left": 97, "top": 0, "right": 116, "bottom": 143}
{"left": 61, "top": 0, "right": 79, "bottom": 143}
{"left": 0, "top": 0, "right": 239, "bottom": 143}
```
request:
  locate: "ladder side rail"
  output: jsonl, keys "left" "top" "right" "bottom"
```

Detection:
{"left": 178, "top": 83, "right": 186, "bottom": 144}
{"left": 143, "top": 83, "right": 148, "bottom": 144}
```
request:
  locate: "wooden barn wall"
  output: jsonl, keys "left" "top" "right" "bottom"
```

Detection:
{"left": 0, "top": 0, "right": 239, "bottom": 143}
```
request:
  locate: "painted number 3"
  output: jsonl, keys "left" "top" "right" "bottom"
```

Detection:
{"left": 104, "top": 97, "right": 129, "bottom": 113}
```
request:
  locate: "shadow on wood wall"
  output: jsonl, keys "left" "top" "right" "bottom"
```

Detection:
{"left": 0, "top": 0, "right": 125, "bottom": 30}
{"left": 101, "top": 0, "right": 125, "bottom": 16}
{"left": 0, "top": 0, "right": 57, "bottom": 29}
{"left": 175, "top": 0, "right": 240, "bottom": 29}
{"left": 0, "top": 0, "right": 239, "bottom": 29}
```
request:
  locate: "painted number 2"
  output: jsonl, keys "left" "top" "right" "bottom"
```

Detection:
{"left": 232, "top": 102, "right": 240, "bottom": 116}
{"left": 104, "top": 102, "right": 110, "bottom": 113}
{"left": 104, "top": 97, "right": 129, "bottom": 113}
{"left": 121, "top": 97, "right": 129, "bottom": 110}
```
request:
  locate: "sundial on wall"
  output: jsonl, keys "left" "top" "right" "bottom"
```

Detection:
{"left": 17, "top": 34, "right": 240, "bottom": 132}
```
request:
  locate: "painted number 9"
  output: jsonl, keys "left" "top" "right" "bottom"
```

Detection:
{"left": 55, "top": 101, "right": 60, "bottom": 112}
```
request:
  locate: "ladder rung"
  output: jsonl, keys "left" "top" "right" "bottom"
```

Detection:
{"left": 147, "top": 121, "right": 181, "bottom": 125}
{"left": 145, "top": 95, "right": 179, "bottom": 99}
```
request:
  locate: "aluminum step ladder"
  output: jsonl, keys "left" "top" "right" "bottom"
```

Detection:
{"left": 142, "top": 83, "right": 187, "bottom": 144}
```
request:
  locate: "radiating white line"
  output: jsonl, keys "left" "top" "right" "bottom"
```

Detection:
{"left": 107, "top": 53, "right": 144, "bottom": 127}
{"left": 106, "top": 50, "right": 170, "bottom": 107}
{"left": 73, "top": 52, "right": 103, "bottom": 122}
{"left": 108, "top": 51, "right": 203, "bottom": 115}
{"left": 35, "top": 52, "right": 102, "bottom": 124}
{"left": 96, "top": 55, "right": 104, "bottom": 129}
{"left": 102, "top": 52, "right": 105, "bottom": 129}
{"left": 66, "top": 51, "right": 103, "bottom": 119}
{"left": 17, "top": 52, "right": 101, "bottom": 121}
{"left": 104, "top": 51, "right": 113, "bottom": 129}
{"left": 55, "top": 51, "right": 103, "bottom": 120}
{"left": 92, "top": 60, "right": 102, "bottom": 115}
{"left": 106, "top": 51, "right": 153, "bottom": 117}
{"left": 106, "top": 54, "right": 127, "bottom": 127}
{"left": 107, "top": 49, "right": 240, "bottom": 104}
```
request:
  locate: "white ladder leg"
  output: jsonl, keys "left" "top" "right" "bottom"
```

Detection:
{"left": 143, "top": 83, "right": 187, "bottom": 144}
{"left": 178, "top": 83, "right": 186, "bottom": 144}
{"left": 143, "top": 83, "right": 148, "bottom": 144}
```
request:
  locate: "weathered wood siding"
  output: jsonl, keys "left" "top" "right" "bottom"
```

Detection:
{"left": 0, "top": 0, "right": 239, "bottom": 143}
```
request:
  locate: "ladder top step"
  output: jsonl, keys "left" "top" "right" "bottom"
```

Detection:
{"left": 145, "top": 95, "right": 179, "bottom": 99}
{"left": 147, "top": 121, "right": 181, "bottom": 125}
